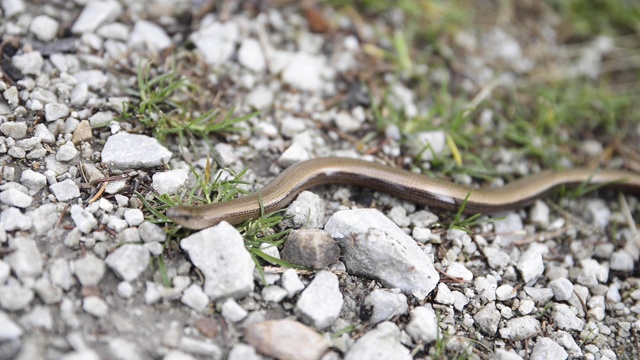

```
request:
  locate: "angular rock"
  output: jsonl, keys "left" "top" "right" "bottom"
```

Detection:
{"left": 344, "top": 322, "right": 411, "bottom": 360}
{"left": 295, "top": 271, "right": 343, "bottom": 329}
{"left": 281, "top": 229, "right": 339, "bottom": 269}
{"left": 105, "top": 244, "right": 150, "bottom": 282}
{"left": 180, "top": 222, "right": 255, "bottom": 300}
{"left": 324, "top": 209, "right": 439, "bottom": 300}
{"left": 101, "top": 132, "right": 172, "bottom": 169}
{"left": 244, "top": 319, "right": 330, "bottom": 360}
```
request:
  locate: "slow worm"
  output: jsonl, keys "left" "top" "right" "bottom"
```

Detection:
{"left": 166, "top": 157, "right": 640, "bottom": 230}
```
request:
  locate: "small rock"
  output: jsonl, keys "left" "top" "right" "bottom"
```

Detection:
{"left": 152, "top": 169, "right": 188, "bottom": 195}
{"left": 71, "top": 0, "right": 123, "bottom": 34}
{"left": 364, "top": 289, "right": 408, "bottom": 324}
{"left": 0, "top": 285, "right": 34, "bottom": 311}
{"left": 281, "top": 229, "right": 339, "bottom": 269}
{"left": 261, "top": 285, "right": 288, "bottom": 303}
{"left": 34, "top": 124, "right": 55, "bottom": 143}
{"left": 324, "top": 209, "right": 439, "bottom": 300}
{"left": 278, "top": 142, "right": 310, "bottom": 167}
{"left": 49, "top": 179, "right": 80, "bottom": 201}
{"left": 405, "top": 305, "right": 439, "bottom": 343}
{"left": 344, "top": 322, "right": 411, "bottom": 360}
{"left": 180, "top": 222, "right": 255, "bottom": 300}
{"left": 139, "top": 221, "right": 166, "bottom": 243}
{"left": 105, "top": 244, "right": 150, "bottom": 282}
{"left": 0, "top": 207, "right": 32, "bottom": 231}
{"left": 29, "top": 15, "right": 60, "bottom": 42}
{"left": 74, "top": 70, "right": 109, "bottom": 90}
{"left": 553, "top": 304, "right": 584, "bottom": 331}
{"left": 124, "top": 209, "right": 144, "bottom": 226}
{"left": 70, "top": 254, "right": 105, "bottom": 286}
{"left": 0, "top": 188, "right": 33, "bottom": 208}
{"left": 44, "top": 103, "right": 69, "bottom": 122}
{"left": 12, "top": 51, "right": 43, "bottom": 75}
{"left": 227, "top": 344, "right": 259, "bottom": 360}
{"left": 281, "top": 53, "right": 326, "bottom": 91}
{"left": 475, "top": 276, "right": 498, "bottom": 302}
{"left": 496, "top": 285, "right": 517, "bottom": 301}
{"left": 499, "top": 316, "right": 541, "bottom": 341}
{"left": 56, "top": 141, "right": 78, "bottom": 162}
{"left": 128, "top": 20, "right": 172, "bottom": 51}
{"left": 244, "top": 319, "right": 330, "bottom": 360}
{"left": 71, "top": 120, "right": 92, "bottom": 144}
{"left": 102, "top": 132, "right": 172, "bottom": 169}
{"left": 20, "top": 169, "right": 47, "bottom": 194}
{"left": 50, "top": 259, "right": 74, "bottom": 291}
{"left": 238, "top": 38, "right": 266, "bottom": 72}
{"left": 83, "top": 296, "right": 108, "bottom": 317}
{"left": 0, "top": 310, "right": 23, "bottom": 341}
{"left": 408, "top": 130, "right": 446, "bottom": 159}
{"left": 517, "top": 243, "right": 548, "bottom": 284}
{"left": 190, "top": 21, "right": 239, "bottom": 66}
{"left": 610, "top": 250, "right": 634, "bottom": 272}
{"left": 446, "top": 262, "right": 473, "bottom": 281}
{"left": 2, "top": 0, "right": 26, "bottom": 17}
{"left": 0, "top": 121, "right": 28, "bottom": 139}
{"left": 221, "top": 298, "right": 248, "bottom": 323}
{"left": 474, "top": 302, "right": 501, "bottom": 335}
{"left": 181, "top": 284, "right": 209, "bottom": 313}
{"left": 4, "top": 237, "right": 43, "bottom": 279}
{"left": 89, "top": 111, "right": 113, "bottom": 127}
{"left": 280, "top": 268, "right": 305, "bottom": 298}
{"left": 530, "top": 337, "right": 568, "bottom": 360}
{"left": 295, "top": 270, "right": 343, "bottom": 329}
{"left": 70, "top": 205, "right": 98, "bottom": 234}
{"left": 549, "top": 278, "right": 574, "bottom": 301}
{"left": 529, "top": 200, "right": 550, "bottom": 228}
{"left": 524, "top": 286, "right": 555, "bottom": 305}
{"left": 283, "top": 191, "right": 325, "bottom": 228}
{"left": 246, "top": 85, "right": 274, "bottom": 110}
{"left": 494, "top": 213, "right": 525, "bottom": 245}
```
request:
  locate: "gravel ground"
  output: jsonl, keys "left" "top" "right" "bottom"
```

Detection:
{"left": 1, "top": 1, "right": 639, "bottom": 359}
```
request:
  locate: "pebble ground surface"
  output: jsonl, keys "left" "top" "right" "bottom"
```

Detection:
{"left": 0, "top": 1, "right": 639, "bottom": 360}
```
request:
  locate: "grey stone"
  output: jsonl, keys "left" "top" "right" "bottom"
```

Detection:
{"left": 529, "top": 200, "right": 550, "bottom": 228}
{"left": 408, "top": 130, "right": 446, "bottom": 159}
{"left": 278, "top": 142, "right": 310, "bottom": 168}
{"left": 123, "top": 209, "right": 144, "bottom": 226}
{"left": 83, "top": 296, "right": 108, "bottom": 317}
{"left": 517, "top": 243, "right": 548, "bottom": 284}
{"left": 138, "top": 221, "right": 166, "bottom": 243}
{"left": 20, "top": 169, "right": 47, "bottom": 194}
{"left": 475, "top": 276, "right": 497, "bottom": 302}
{"left": 128, "top": 20, "right": 172, "bottom": 51}
{"left": 56, "top": 141, "right": 78, "bottom": 162}
{"left": 49, "top": 179, "right": 80, "bottom": 201}
{"left": 324, "top": 209, "right": 439, "bottom": 300}
{"left": 282, "top": 52, "right": 325, "bottom": 91}
{"left": 283, "top": 191, "right": 325, "bottom": 228}
{"left": 180, "top": 222, "right": 255, "bottom": 300}
{"left": 181, "top": 284, "right": 209, "bottom": 313}
{"left": 70, "top": 254, "right": 106, "bottom": 286}
{"left": 364, "top": 289, "right": 408, "bottom": 324}
{"left": 238, "top": 38, "right": 266, "bottom": 72}
{"left": 549, "top": 278, "right": 574, "bottom": 301}
{"left": 281, "top": 229, "right": 339, "bottom": 269}
{"left": 0, "top": 122, "right": 28, "bottom": 139}
{"left": 0, "top": 207, "right": 32, "bottom": 231}
{"left": 33, "top": 277, "right": 63, "bottom": 304}
{"left": 0, "top": 285, "right": 34, "bottom": 311}
{"left": 553, "top": 304, "right": 584, "bottom": 331}
{"left": 220, "top": 298, "right": 248, "bottom": 323}
{"left": 27, "top": 203, "right": 62, "bottom": 236}
{"left": 12, "top": 51, "right": 43, "bottom": 75}
{"left": 2, "top": 0, "right": 26, "bottom": 17}
{"left": 261, "top": 285, "right": 288, "bottom": 303}
{"left": 190, "top": 21, "right": 239, "bottom": 66}
{"left": 280, "top": 268, "right": 304, "bottom": 298}
{"left": 610, "top": 250, "right": 634, "bottom": 272}
{"left": 88, "top": 111, "right": 113, "bottom": 127}
{"left": 44, "top": 103, "right": 69, "bottom": 122}
{"left": 474, "top": 302, "right": 501, "bottom": 335}
{"left": 530, "top": 338, "right": 568, "bottom": 360}
{"left": 4, "top": 237, "right": 42, "bottom": 279}
{"left": 499, "top": 316, "right": 541, "bottom": 341}
{"left": 71, "top": 0, "right": 123, "bottom": 34}
{"left": 105, "top": 244, "right": 150, "bottom": 282}
{"left": 73, "top": 70, "right": 108, "bottom": 90}
{"left": 446, "top": 262, "right": 473, "bottom": 281}
{"left": 434, "top": 283, "right": 455, "bottom": 305}
{"left": 227, "top": 344, "right": 259, "bottom": 360}
{"left": 70, "top": 205, "right": 97, "bottom": 233}
{"left": 29, "top": 15, "right": 59, "bottom": 42}
{"left": 344, "top": 322, "right": 411, "bottom": 360}
{"left": 405, "top": 305, "right": 439, "bottom": 343}
{"left": 295, "top": 271, "right": 343, "bottom": 329}
{"left": 50, "top": 259, "right": 74, "bottom": 291}
{"left": 524, "top": 286, "right": 554, "bottom": 305}
{"left": 178, "top": 337, "right": 222, "bottom": 358}
{"left": 102, "top": 132, "right": 172, "bottom": 169}
{"left": 496, "top": 284, "right": 517, "bottom": 301}
{"left": 152, "top": 169, "right": 188, "bottom": 195}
